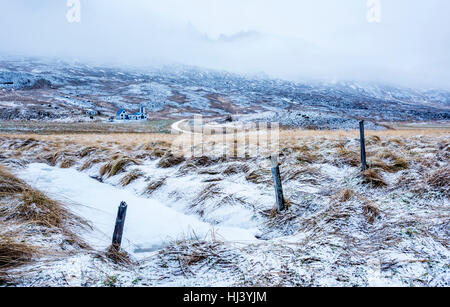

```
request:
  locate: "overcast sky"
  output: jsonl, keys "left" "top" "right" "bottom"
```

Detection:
{"left": 0, "top": 0, "right": 449, "bottom": 89}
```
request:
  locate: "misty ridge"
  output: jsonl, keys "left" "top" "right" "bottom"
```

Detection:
{"left": 0, "top": 0, "right": 449, "bottom": 90}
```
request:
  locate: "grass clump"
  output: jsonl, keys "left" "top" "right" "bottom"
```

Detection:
{"left": 105, "top": 245, "right": 135, "bottom": 267}
{"left": 0, "top": 233, "right": 38, "bottom": 269}
{"left": 362, "top": 202, "right": 381, "bottom": 224}
{"left": 144, "top": 178, "right": 166, "bottom": 195}
{"left": 100, "top": 157, "right": 139, "bottom": 177}
{"left": 120, "top": 170, "right": 144, "bottom": 187}
{"left": 361, "top": 169, "right": 387, "bottom": 188}
{"left": 337, "top": 189, "right": 354, "bottom": 203}
{"left": 0, "top": 166, "right": 25, "bottom": 195}
{"left": 18, "top": 189, "right": 69, "bottom": 228}
{"left": 245, "top": 169, "right": 271, "bottom": 185}
{"left": 426, "top": 166, "right": 450, "bottom": 197}
{"left": 336, "top": 145, "right": 360, "bottom": 167}
{"left": 157, "top": 153, "right": 185, "bottom": 168}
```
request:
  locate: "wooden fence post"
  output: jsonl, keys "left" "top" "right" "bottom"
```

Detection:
{"left": 270, "top": 155, "right": 285, "bottom": 212}
{"left": 359, "top": 120, "right": 367, "bottom": 171}
{"left": 112, "top": 201, "right": 128, "bottom": 250}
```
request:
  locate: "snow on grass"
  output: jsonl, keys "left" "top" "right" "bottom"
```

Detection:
{"left": 15, "top": 163, "right": 259, "bottom": 257}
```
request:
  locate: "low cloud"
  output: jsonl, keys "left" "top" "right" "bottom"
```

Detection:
{"left": 0, "top": 0, "right": 449, "bottom": 89}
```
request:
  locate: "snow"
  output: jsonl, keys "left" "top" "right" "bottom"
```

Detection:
{"left": 15, "top": 163, "right": 259, "bottom": 257}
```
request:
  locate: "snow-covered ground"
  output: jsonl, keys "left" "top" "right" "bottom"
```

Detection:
{"left": 1, "top": 132, "right": 448, "bottom": 287}
{"left": 15, "top": 163, "right": 258, "bottom": 257}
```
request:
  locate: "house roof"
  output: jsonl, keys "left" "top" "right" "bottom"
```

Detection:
{"left": 116, "top": 109, "right": 126, "bottom": 115}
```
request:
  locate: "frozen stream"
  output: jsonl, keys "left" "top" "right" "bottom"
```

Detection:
{"left": 15, "top": 164, "right": 258, "bottom": 256}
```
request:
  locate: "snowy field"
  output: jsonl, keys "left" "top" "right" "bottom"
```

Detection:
{"left": 0, "top": 129, "right": 449, "bottom": 286}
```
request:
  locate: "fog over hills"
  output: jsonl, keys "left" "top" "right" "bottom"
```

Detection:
{"left": 0, "top": 57, "right": 449, "bottom": 127}
{"left": 0, "top": 0, "right": 449, "bottom": 89}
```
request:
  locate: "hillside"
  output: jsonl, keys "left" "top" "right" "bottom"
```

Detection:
{"left": 0, "top": 57, "right": 449, "bottom": 126}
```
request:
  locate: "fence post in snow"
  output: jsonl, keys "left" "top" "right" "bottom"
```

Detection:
{"left": 359, "top": 120, "right": 367, "bottom": 171}
{"left": 112, "top": 201, "right": 128, "bottom": 250}
{"left": 270, "top": 154, "right": 285, "bottom": 212}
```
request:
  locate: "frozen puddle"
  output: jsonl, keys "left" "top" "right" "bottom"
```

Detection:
{"left": 16, "top": 164, "right": 258, "bottom": 256}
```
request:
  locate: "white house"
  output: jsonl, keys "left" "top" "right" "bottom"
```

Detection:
{"left": 116, "top": 106, "right": 147, "bottom": 121}
{"left": 116, "top": 109, "right": 128, "bottom": 120}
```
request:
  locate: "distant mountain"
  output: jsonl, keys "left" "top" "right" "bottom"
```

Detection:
{"left": 0, "top": 57, "right": 449, "bottom": 123}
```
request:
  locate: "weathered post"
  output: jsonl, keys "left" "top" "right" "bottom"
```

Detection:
{"left": 359, "top": 120, "right": 367, "bottom": 171}
{"left": 270, "top": 155, "right": 285, "bottom": 212}
{"left": 112, "top": 201, "right": 128, "bottom": 250}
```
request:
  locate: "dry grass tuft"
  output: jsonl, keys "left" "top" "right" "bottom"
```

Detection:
{"left": 245, "top": 169, "right": 271, "bottom": 185}
{"left": 361, "top": 169, "right": 387, "bottom": 188}
{"left": 120, "top": 170, "right": 144, "bottom": 187}
{"left": 337, "top": 189, "right": 354, "bottom": 203}
{"left": 79, "top": 157, "right": 104, "bottom": 171}
{"left": 293, "top": 145, "right": 319, "bottom": 163}
{"left": 100, "top": 157, "right": 139, "bottom": 177}
{"left": 362, "top": 202, "right": 381, "bottom": 224}
{"left": 17, "top": 189, "right": 68, "bottom": 228}
{"left": 336, "top": 145, "right": 360, "bottom": 167}
{"left": 426, "top": 166, "right": 450, "bottom": 197}
{"left": 59, "top": 159, "right": 74, "bottom": 169}
{"left": 105, "top": 245, "right": 135, "bottom": 266}
{"left": 144, "top": 178, "right": 166, "bottom": 195}
{"left": 222, "top": 163, "right": 250, "bottom": 176}
{"left": 0, "top": 166, "right": 26, "bottom": 195}
{"left": 162, "top": 239, "right": 232, "bottom": 276}
{"left": 99, "top": 162, "right": 112, "bottom": 176}
{"left": 0, "top": 233, "right": 38, "bottom": 269}
{"left": 157, "top": 153, "right": 185, "bottom": 168}
{"left": 110, "top": 158, "right": 139, "bottom": 177}
{"left": 77, "top": 147, "right": 98, "bottom": 158}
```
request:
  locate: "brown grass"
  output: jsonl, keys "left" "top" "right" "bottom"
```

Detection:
{"left": 60, "top": 159, "right": 74, "bottom": 169}
{"left": 144, "top": 178, "right": 166, "bottom": 195}
{"left": 157, "top": 153, "right": 185, "bottom": 168}
{"left": 426, "top": 166, "right": 450, "bottom": 197}
{"left": 0, "top": 166, "right": 26, "bottom": 195}
{"left": 100, "top": 157, "right": 139, "bottom": 177}
{"left": 79, "top": 157, "right": 105, "bottom": 171}
{"left": 222, "top": 163, "right": 250, "bottom": 176}
{"left": 0, "top": 233, "right": 38, "bottom": 269}
{"left": 336, "top": 145, "right": 360, "bottom": 167}
{"left": 104, "top": 245, "right": 135, "bottom": 266}
{"left": 362, "top": 201, "right": 381, "bottom": 224}
{"left": 245, "top": 169, "right": 271, "bottom": 185}
{"left": 15, "top": 189, "right": 79, "bottom": 229}
{"left": 120, "top": 170, "right": 144, "bottom": 187}
{"left": 0, "top": 166, "right": 91, "bottom": 279}
{"left": 337, "top": 189, "right": 354, "bottom": 203}
{"left": 361, "top": 169, "right": 387, "bottom": 188}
